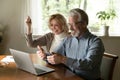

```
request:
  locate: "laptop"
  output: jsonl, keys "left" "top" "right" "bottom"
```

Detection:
{"left": 9, "top": 48, "right": 54, "bottom": 75}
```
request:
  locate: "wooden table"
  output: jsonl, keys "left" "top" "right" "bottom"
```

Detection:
{"left": 0, "top": 54, "right": 84, "bottom": 80}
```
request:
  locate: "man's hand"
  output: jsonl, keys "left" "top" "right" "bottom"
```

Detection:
{"left": 47, "top": 53, "right": 66, "bottom": 64}
{"left": 36, "top": 45, "right": 46, "bottom": 60}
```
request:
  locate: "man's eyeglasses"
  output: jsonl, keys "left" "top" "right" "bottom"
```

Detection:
{"left": 68, "top": 21, "right": 82, "bottom": 27}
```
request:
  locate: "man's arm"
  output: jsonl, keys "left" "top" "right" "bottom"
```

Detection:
{"left": 64, "top": 38, "right": 105, "bottom": 71}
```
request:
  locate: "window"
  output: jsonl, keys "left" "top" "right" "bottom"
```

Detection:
{"left": 86, "top": 0, "right": 120, "bottom": 36}
{"left": 26, "top": 0, "right": 120, "bottom": 36}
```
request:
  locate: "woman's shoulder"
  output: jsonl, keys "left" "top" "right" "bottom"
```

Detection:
{"left": 45, "top": 32, "right": 54, "bottom": 36}
{"left": 43, "top": 32, "right": 54, "bottom": 37}
{"left": 44, "top": 32, "right": 55, "bottom": 40}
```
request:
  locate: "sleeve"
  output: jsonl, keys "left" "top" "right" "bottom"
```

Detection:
{"left": 64, "top": 37, "right": 105, "bottom": 71}
{"left": 25, "top": 33, "right": 50, "bottom": 48}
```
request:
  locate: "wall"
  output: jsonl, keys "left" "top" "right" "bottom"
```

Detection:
{"left": 0, "top": 0, "right": 36, "bottom": 54}
{"left": 0, "top": 0, "right": 119, "bottom": 80}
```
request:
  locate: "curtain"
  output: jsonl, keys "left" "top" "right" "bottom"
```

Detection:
{"left": 21, "top": 0, "right": 43, "bottom": 35}
{"left": 20, "top": 0, "right": 29, "bottom": 35}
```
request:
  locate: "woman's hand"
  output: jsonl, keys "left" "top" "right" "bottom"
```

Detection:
{"left": 36, "top": 45, "right": 46, "bottom": 60}
{"left": 25, "top": 16, "right": 32, "bottom": 34}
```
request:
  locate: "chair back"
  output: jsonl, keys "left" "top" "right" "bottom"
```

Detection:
{"left": 101, "top": 53, "right": 118, "bottom": 80}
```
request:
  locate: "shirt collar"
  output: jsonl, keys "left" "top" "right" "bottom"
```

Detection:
{"left": 77, "top": 29, "right": 91, "bottom": 39}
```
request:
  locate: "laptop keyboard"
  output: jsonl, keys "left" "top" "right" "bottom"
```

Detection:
{"left": 34, "top": 64, "right": 54, "bottom": 75}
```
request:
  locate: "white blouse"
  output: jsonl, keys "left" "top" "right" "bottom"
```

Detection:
{"left": 49, "top": 32, "right": 68, "bottom": 53}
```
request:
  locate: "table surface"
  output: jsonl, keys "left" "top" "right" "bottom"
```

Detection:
{"left": 0, "top": 54, "right": 84, "bottom": 80}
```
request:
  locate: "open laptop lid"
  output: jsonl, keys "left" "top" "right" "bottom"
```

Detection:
{"left": 9, "top": 48, "right": 37, "bottom": 75}
{"left": 9, "top": 49, "right": 54, "bottom": 75}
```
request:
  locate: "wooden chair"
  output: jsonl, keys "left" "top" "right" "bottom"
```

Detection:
{"left": 100, "top": 53, "right": 118, "bottom": 80}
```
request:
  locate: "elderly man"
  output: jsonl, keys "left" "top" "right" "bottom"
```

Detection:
{"left": 38, "top": 8, "right": 105, "bottom": 80}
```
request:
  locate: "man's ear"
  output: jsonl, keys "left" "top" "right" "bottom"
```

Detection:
{"left": 81, "top": 22, "right": 87, "bottom": 28}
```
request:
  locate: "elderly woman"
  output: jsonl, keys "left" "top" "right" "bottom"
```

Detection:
{"left": 25, "top": 13, "right": 69, "bottom": 58}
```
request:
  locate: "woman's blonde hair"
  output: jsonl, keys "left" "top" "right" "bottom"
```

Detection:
{"left": 48, "top": 13, "right": 69, "bottom": 33}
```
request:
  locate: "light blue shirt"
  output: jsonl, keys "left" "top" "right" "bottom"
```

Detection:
{"left": 55, "top": 30, "right": 105, "bottom": 80}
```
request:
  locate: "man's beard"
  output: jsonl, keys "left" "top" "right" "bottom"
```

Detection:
{"left": 71, "top": 30, "right": 80, "bottom": 37}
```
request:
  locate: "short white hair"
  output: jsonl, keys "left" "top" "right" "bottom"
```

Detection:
{"left": 68, "top": 8, "right": 89, "bottom": 25}
{"left": 69, "top": 9, "right": 82, "bottom": 22}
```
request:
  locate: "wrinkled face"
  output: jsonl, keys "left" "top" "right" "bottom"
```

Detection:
{"left": 49, "top": 19, "right": 63, "bottom": 35}
{"left": 68, "top": 16, "right": 83, "bottom": 37}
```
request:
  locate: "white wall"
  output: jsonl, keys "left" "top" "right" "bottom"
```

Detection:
{"left": 0, "top": 0, "right": 36, "bottom": 54}
{"left": 0, "top": 0, "right": 120, "bottom": 80}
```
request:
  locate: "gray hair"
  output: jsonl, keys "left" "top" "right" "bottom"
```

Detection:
{"left": 69, "top": 8, "right": 89, "bottom": 25}
{"left": 69, "top": 9, "right": 82, "bottom": 22}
